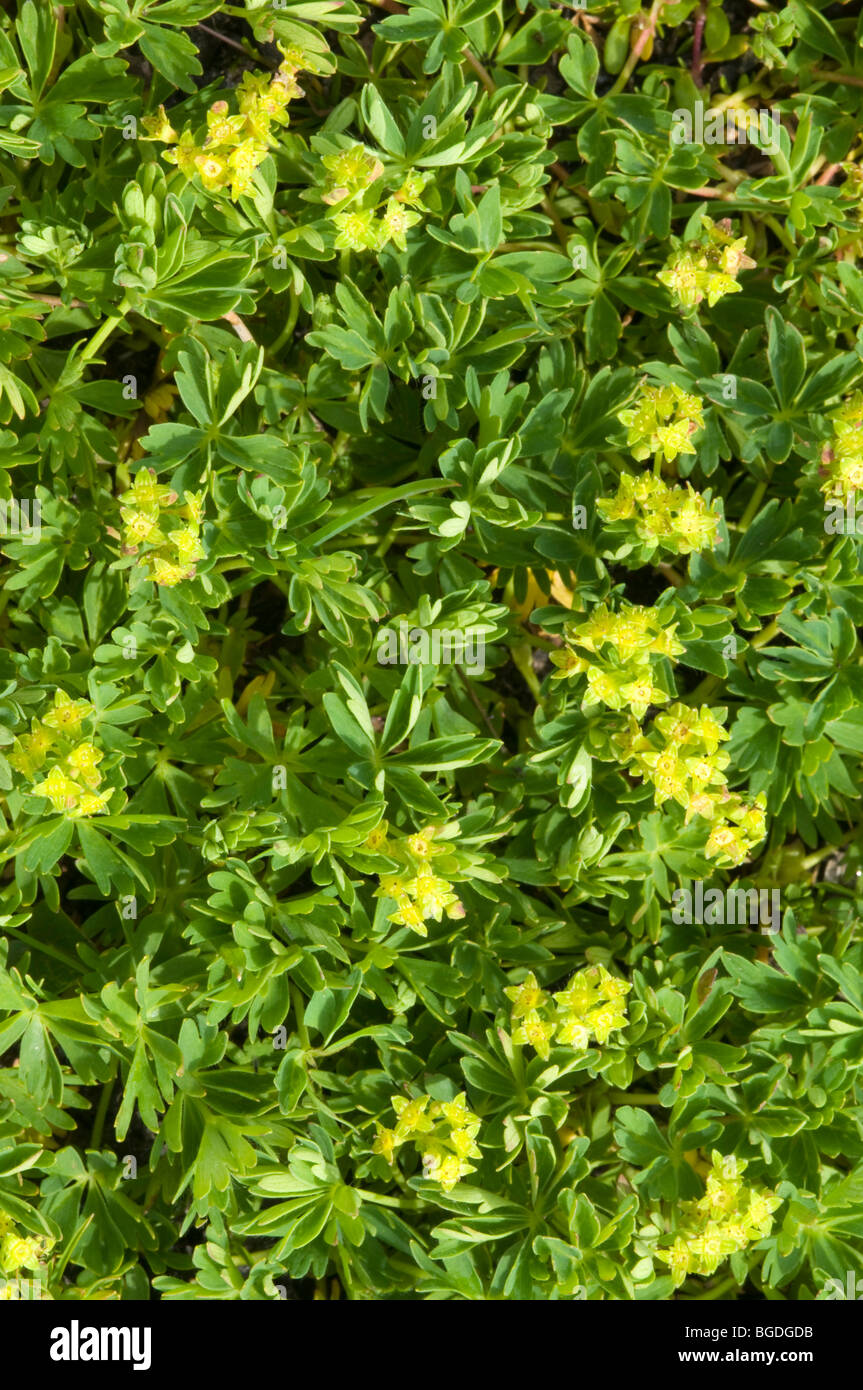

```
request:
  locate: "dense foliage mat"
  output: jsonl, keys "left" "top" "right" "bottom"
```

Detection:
{"left": 2, "top": 0, "right": 863, "bottom": 1302}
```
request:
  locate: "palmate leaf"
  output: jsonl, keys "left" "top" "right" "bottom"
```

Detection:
{"left": 134, "top": 247, "right": 257, "bottom": 331}
{"left": 0, "top": 360, "right": 38, "bottom": 421}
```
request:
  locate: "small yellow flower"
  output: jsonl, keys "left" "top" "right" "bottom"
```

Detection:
{"left": 658, "top": 1237, "right": 692, "bottom": 1287}
{"left": 408, "top": 871, "right": 462, "bottom": 922}
{"left": 376, "top": 873, "right": 408, "bottom": 898}
{"left": 395, "top": 170, "right": 429, "bottom": 206}
{"left": 372, "top": 1125, "right": 399, "bottom": 1164}
{"left": 71, "top": 790, "right": 110, "bottom": 818}
{"left": 9, "top": 723, "right": 54, "bottom": 777}
{"left": 658, "top": 218, "right": 753, "bottom": 310}
{"left": 549, "top": 647, "right": 589, "bottom": 680}
{"left": 120, "top": 469, "right": 177, "bottom": 512}
{"left": 504, "top": 971, "right": 549, "bottom": 1019}
{"left": 332, "top": 208, "right": 381, "bottom": 253}
{"left": 439, "top": 1093, "right": 479, "bottom": 1132}
{"left": 227, "top": 139, "right": 268, "bottom": 199}
{"left": 149, "top": 556, "right": 192, "bottom": 588}
{"left": 276, "top": 41, "right": 315, "bottom": 73}
{"left": 702, "top": 270, "right": 741, "bottom": 307}
{"left": 381, "top": 1090, "right": 482, "bottom": 1194}
{"left": 621, "top": 676, "right": 668, "bottom": 720}
{"left": 321, "top": 145, "right": 383, "bottom": 197}
{"left": 745, "top": 1191, "right": 781, "bottom": 1236}
{"left": 43, "top": 689, "right": 94, "bottom": 734}
{"left": 512, "top": 1012, "right": 555, "bottom": 1060}
{"left": 433, "top": 1154, "right": 472, "bottom": 1192}
{"left": 65, "top": 742, "right": 103, "bottom": 790}
{"left": 699, "top": 1174, "right": 739, "bottom": 1218}
{"left": 585, "top": 666, "right": 619, "bottom": 706}
{"left": 183, "top": 491, "right": 206, "bottom": 525}
{"left": 364, "top": 822, "right": 390, "bottom": 853}
{"left": 32, "top": 765, "right": 81, "bottom": 811}
{"left": 195, "top": 152, "right": 229, "bottom": 191}
{"left": 269, "top": 69, "right": 303, "bottom": 104}
{"left": 618, "top": 382, "right": 704, "bottom": 463}
{"left": 387, "top": 898, "right": 428, "bottom": 935}
{"left": 554, "top": 976, "right": 598, "bottom": 1015}
{"left": 597, "top": 967, "right": 631, "bottom": 1001}
{"left": 205, "top": 102, "right": 245, "bottom": 147}
{"left": 0, "top": 1233, "right": 45, "bottom": 1275}
{"left": 587, "top": 1001, "right": 627, "bottom": 1044}
{"left": 688, "top": 1223, "right": 734, "bottom": 1275}
{"left": 164, "top": 130, "right": 202, "bottom": 179}
{"left": 378, "top": 197, "right": 421, "bottom": 252}
{"left": 555, "top": 1016, "right": 591, "bottom": 1048}
{"left": 172, "top": 525, "right": 206, "bottom": 568}
{"left": 647, "top": 624, "right": 685, "bottom": 660}
{"left": 140, "top": 104, "right": 178, "bottom": 143}
{"left": 450, "top": 1128, "right": 481, "bottom": 1160}
{"left": 392, "top": 1095, "right": 433, "bottom": 1139}
{"left": 407, "top": 828, "right": 436, "bottom": 858}
{"left": 658, "top": 253, "right": 700, "bottom": 309}
{"left": 121, "top": 508, "right": 165, "bottom": 546}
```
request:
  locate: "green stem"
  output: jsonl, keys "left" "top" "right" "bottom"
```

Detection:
{"left": 687, "top": 673, "right": 722, "bottom": 705}
{"left": 53, "top": 1214, "right": 95, "bottom": 1281}
{"left": 1, "top": 923, "right": 81, "bottom": 970}
{"left": 764, "top": 214, "right": 797, "bottom": 256}
{"left": 352, "top": 1187, "right": 423, "bottom": 1209}
{"left": 750, "top": 618, "right": 779, "bottom": 649}
{"left": 607, "top": 0, "right": 666, "bottom": 97}
{"left": 801, "top": 827, "right": 858, "bottom": 870}
{"left": 738, "top": 478, "right": 768, "bottom": 531}
{"left": 656, "top": 561, "right": 684, "bottom": 588}
{"left": 90, "top": 1072, "right": 116, "bottom": 1150}
{"left": 224, "top": 1245, "right": 246, "bottom": 1291}
{"left": 542, "top": 193, "right": 570, "bottom": 250}
{"left": 79, "top": 296, "right": 131, "bottom": 366}
{"left": 291, "top": 981, "right": 310, "bottom": 1050}
{"left": 269, "top": 289, "right": 300, "bottom": 357}
{"left": 462, "top": 47, "right": 495, "bottom": 94}
{"left": 811, "top": 68, "right": 863, "bottom": 90}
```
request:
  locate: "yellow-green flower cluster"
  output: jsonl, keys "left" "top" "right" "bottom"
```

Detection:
{"left": 0, "top": 1212, "right": 52, "bottom": 1283}
{"left": 506, "top": 965, "right": 630, "bottom": 1060}
{"left": 368, "top": 821, "right": 465, "bottom": 937}
{"left": 9, "top": 690, "right": 108, "bottom": 818}
{"left": 321, "top": 145, "right": 384, "bottom": 202}
{"left": 597, "top": 473, "right": 721, "bottom": 558}
{"left": 618, "top": 381, "right": 705, "bottom": 465}
{"left": 703, "top": 792, "right": 768, "bottom": 867}
{"left": 658, "top": 216, "right": 755, "bottom": 310}
{"left": 372, "top": 1092, "right": 481, "bottom": 1192}
{"left": 656, "top": 1152, "right": 781, "bottom": 1288}
{"left": 551, "top": 604, "right": 767, "bottom": 867}
{"left": 820, "top": 390, "right": 863, "bottom": 501}
{"left": 615, "top": 702, "right": 766, "bottom": 867}
{"left": 119, "top": 467, "right": 205, "bottom": 588}
{"left": 322, "top": 147, "right": 427, "bottom": 252}
{"left": 550, "top": 602, "right": 683, "bottom": 720}
{"left": 615, "top": 700, "right": 730, "bottom": 815}
{"left": 147, "top": 42, "right": 311, "bottom": 200}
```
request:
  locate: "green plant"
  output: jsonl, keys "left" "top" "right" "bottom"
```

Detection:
{"left": 2, "top": 0, "right": 863, "bottom": 1304}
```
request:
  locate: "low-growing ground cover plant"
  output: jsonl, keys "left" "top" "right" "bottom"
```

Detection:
{"left": 1, "top": 0, "right": 863, "bottom": 1304}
